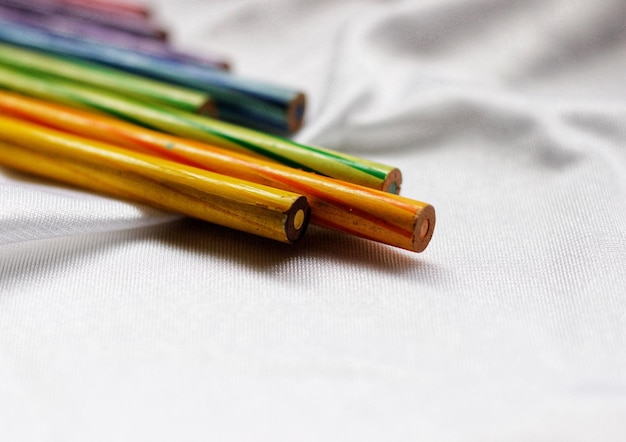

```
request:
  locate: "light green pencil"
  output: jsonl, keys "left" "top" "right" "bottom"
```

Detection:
{"left": 0, "top": 64, "right": 402, "bottom": 193}
{"left": 0, "top": 42, "right": 215, "bottom": 115}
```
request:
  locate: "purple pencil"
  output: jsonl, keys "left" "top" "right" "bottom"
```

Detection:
{"left": 0, "top": 5, "right": 230, "bottom": 70}
{"left": 0, "top": 0, "right": 168, "bottom": 41}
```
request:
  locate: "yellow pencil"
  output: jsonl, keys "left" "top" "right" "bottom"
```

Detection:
{"left": 0, "top": 115, "right": 310, "bottom": 244}
{"left": 0, "top": 91, "right": 435, "bottom": 252}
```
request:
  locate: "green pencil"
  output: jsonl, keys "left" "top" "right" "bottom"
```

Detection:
{"left": 0, "top": 43, "right": 215, "bottom": 115}
{"left": 0, "top": 64, "right": 402, "bottom": 193}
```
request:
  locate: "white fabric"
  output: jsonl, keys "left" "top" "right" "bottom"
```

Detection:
{"left": 2, "top": 0, "right": 626, "bottom": 440}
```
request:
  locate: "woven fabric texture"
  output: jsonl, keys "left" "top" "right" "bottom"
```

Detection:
{"left": 1, "top": 0, "right": 625, "bottom": 440}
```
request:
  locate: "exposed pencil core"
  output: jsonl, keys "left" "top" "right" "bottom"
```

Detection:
{"left": 284, "top": 197, "right": 310, "bottom": 243}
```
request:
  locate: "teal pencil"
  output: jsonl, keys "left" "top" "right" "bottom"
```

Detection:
{"left": 0, "top": 21, "right": 304, "bottom": 134}
{"left": 0, "top": 64, "right": 403, "bottom": 193}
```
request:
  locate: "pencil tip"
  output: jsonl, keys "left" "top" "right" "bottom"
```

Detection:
{"left": 412, "top": 204, "right": 435, "bottom": 253}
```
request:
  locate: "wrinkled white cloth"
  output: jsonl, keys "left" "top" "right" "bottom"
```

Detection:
{"left": 1, "top": 0, "right": 625, "bottom": 440}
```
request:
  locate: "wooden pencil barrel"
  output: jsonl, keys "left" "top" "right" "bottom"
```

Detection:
{"left": 0, "top": 21, "right": 303, "bottom": 133}
{"left": 0, "top": 115, "right": 310, "bottom": 244}
{"left": 0, "top": 92, "right": 434, "bottom": 252}
{"left": 0, "top": 65, "right": 402, "bottom": 193}
{"left": 0, "top": 43, "right": 215, "bottom": 114}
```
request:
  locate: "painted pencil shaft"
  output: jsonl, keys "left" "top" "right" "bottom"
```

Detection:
{"left": 0, "top": 92, "right": 434, "bottom": 252}
{"left": 0, "top": 21, "right": 302, "bottom": 133}
{"left": 0, "top": 0, "right": 167, "bottom": 40}
{"left": 0, "top": 9, "right": 229, "bottom": 70}
{"left": 0, "top": 43, "right": 214, "bottom": 114}
{"left": 0, "top": 115, "right": 310, "bottom": 244}
{"left": 0, "top": 65, "right": 402, "bottom": 193}
{"left": 58, "top": 0, "right": 152, "bottom": 20}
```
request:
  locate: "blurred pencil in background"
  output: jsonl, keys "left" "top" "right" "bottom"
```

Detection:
{"left": 0, "top": 20, "right": 305, "bottom": 134}
{"left": 0, "top": 6, "right": 230, "bottom": 70}
{"left": 0, "top": 0, "right": 168, "bottom": 41}
{"left": 0, "top": 43, "right": 216, "bottom": 114}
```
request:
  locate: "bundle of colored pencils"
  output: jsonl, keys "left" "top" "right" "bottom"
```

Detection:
{"left": 0, "top": 0, "right": 436, "bottom": 252}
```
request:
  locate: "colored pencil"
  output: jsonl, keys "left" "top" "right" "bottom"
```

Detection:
{"left": 0, "top": 21, "right": 304, "bottom": 134}
{"left": 0, "top": 0, "right": 167, "bottom": 41}
{"left": 0, "top": 7, "right": 230, "bottom": 70}
{"left": 0, "top": 43, "right": 215, "bottom": 115}
{"left": 58, "top": 0, "right": 152, "bottom": 20}
{"left": 0, "top": 91, "right": 435, "bottom": 252}
{"left": 0, "top": 115, "right": 310, "bottom": 244}
{"left": 0, "top": 65, "right": 402, "bottom": 194}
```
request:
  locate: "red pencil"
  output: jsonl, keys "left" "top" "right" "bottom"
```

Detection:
{"left": 59, "top": 0, "right": 151, "bottom": 19}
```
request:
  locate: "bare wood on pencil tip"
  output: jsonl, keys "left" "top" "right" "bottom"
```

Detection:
{"left": 412, "top": 204, "right": 435, "bottom": 253}
{"left": 382, "top": 167, "right": 402, "bottom": 194}
{"left": 288, "top": 92, "right": 306, "bottom": 133}
{"left": 197, "top": 98, "right": 218, "bottom": 118}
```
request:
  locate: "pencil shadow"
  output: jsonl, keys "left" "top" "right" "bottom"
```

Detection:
{"left": 153, "top": 217, "right": 305, "bottom": 270}
{"left": 0, "top": 224, "right": 158, "bottom": 293}
{"left": 157, "top": 218, "right": 439, "bottom": 277}
{"left": 1, "top": 217, "right": 444, "bottom": 294}
{"left": 301, "top": 225, "right": 437, "bottom": 275}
